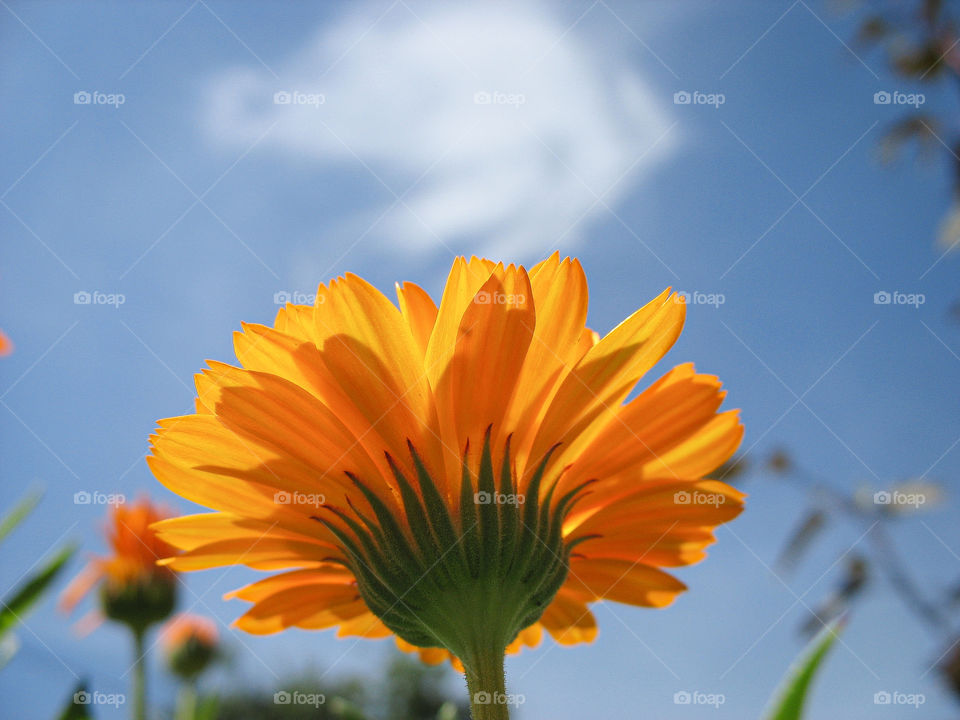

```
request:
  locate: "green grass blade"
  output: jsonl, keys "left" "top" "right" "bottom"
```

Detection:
{"left": 0, "top": 490, "right": 42, "bottom": 545}
{"left": 763, "top": 619, "right": 844, "bottom": 720}
{"left": 0, "top": 633, "right": 20, "bottom": 670}
{"left": 0, "top": 544, "right": 76, "bottom": 639}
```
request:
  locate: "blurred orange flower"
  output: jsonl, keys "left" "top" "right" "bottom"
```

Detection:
{"left": 0, "top": 328, "right": 13, "bottom": 356}
{"left": 61, "top": 497, "right": 178, "bottom": 632}
{"left": 161, "top": 613, "right": 219, "bottom": 679}
{"left": 162, "top": 612, "right": 218, "bottom": 652}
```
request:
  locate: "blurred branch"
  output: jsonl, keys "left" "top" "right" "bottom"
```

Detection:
{"left": 766, "top": 450, "right": 952, "bottom": 637}
{"left": 869, "top": 521, "right": 949, "bottom": 629}
{"left": 845, "top": 0, "right": 960, "bottom": 267}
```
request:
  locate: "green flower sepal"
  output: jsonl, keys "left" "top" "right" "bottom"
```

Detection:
{"left": 314, "top": 430, "right": 595, "bottom": 669}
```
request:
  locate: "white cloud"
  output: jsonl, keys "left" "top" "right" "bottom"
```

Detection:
{"left": 204, "top": 1, "right": 677, "bottom": 259}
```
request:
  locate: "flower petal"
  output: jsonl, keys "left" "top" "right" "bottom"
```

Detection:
{"left": 437, "top": 265, "right": 535, "bottom": 455}
{"left": 506, "top": 254, "right": 589, "bottom": 467}
{"left": 564, "top": 556, "right": 688, "bottom": 608}
{"left": 526, "top": 288, "right": 685, "bottom": 484}
{"left": 396, "top": 281, "right": 438, "bottom": 360}
{"left": 539, "top": 590, "right": 597, "bottom": 645}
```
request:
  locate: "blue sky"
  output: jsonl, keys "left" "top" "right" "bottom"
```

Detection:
{"left": 2, "top": 1, "right": 960, "bottom": 718}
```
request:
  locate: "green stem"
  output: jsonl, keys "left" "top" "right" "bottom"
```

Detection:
{"left": 175, "top": 681, "right": 197, "bottom": 720}
{"left": 465, "top": 649, "right": 509, "bottom": 720}
{"left": 132, "top": 628, "right": 147, "bottom": 720}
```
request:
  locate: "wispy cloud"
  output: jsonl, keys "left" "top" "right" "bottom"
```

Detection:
{"left": 203, "top": 1, "right": 677, "bottom": 259}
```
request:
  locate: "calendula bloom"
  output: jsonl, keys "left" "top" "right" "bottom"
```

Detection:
{"left": 162, "top": 613, "right": 219, "bottom": 679}
{"left": 149, "top": 254, "right": 743, "bottom": 710}
{"left": 61, "top": 497, "right": 178, "bottom": 633}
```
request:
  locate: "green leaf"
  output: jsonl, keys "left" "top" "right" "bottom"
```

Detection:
{"left": 763, "top": 619, "right": 844, "bottom": 720}
{"left": 0, "top": 490, "right": 42, "bottom": 545}
{"left": 0, "top": 543, "right": 76, "bottom": 639}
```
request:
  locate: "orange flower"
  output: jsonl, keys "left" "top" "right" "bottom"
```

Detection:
{"left": 149, "top": 254, "right": 744, "bottom": 670}
{"left": 162, "top": 613, "right": 218, "bottom": 651}
{"left": 0, "top": 328, "right": 13, "bottom": 356}
{"left": 162, "top": 613, "right": 219, "bottom": 678}
{"left": 61, "top": 498, "right": 178, "bottom": 632}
